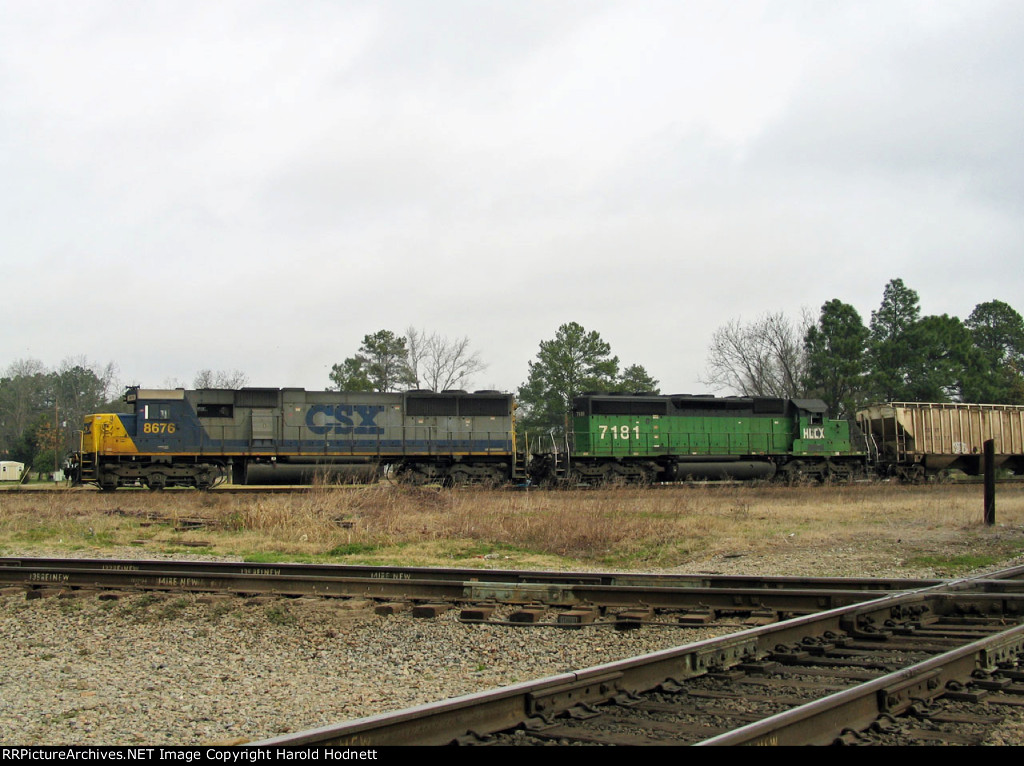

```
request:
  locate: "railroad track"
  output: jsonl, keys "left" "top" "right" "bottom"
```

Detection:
{"left": 8, "top": 557, "right": 1024, "bottom": 745}
{"left": 253, "top": 580, "right": 1024, "bottom": 746}
{"left": 0, "top": 557, "right": 954, "bottom": 621}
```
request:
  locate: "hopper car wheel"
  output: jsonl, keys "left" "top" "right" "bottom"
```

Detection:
{"left": 901, "top": 465, "right": 926, "bottom": 484}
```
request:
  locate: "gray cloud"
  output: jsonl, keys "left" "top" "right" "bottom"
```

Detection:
{"left": 1, "top": 0, "right": 1021, "bottom": 393}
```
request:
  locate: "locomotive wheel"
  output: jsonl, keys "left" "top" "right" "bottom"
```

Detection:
{"left": 193, "top": 464, "right": 223, "bottom": 491}
{"left": 571, "top": 461, "right": 654, "bottom": 486}
{"left": 608, "top": 463, "right": 651, "bottom": 485}
{"left": 634, "top": 463, "right": 658, "bottom": 484}
{"left": 778, "top": 462, "right": 810, "bottom": 485}
{"left": 825, "top": 461, "right": 854, "bottom": 484}
{"left": 570, "top": 462, "right": 613, "bottom": 486}
{"left": 448, "top": 468, "right": 471, "bottom": 486}
{"left": 145, "top": 472, "right": 167, "bottom": 491}
{"left": 395, "top": 463, "right": 445, "bottom": 486}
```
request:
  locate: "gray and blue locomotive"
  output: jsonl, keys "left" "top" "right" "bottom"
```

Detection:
{"left": 74, "top": 386, "right": 516, "bottom": 489}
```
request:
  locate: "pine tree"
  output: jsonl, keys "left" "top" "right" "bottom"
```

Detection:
{"left": 517, "top": 322, "right": 619, "bottom": 433}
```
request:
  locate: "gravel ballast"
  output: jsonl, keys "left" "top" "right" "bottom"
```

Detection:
{"left": 0, "top": 590, "right": 723, "bottom": 745}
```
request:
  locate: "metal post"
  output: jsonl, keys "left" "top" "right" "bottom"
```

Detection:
{"left": 984, "top": 439, "right": 995, "bottom": 526}
{"left": 54, "top": 402, "right": 59, "bottom": 485}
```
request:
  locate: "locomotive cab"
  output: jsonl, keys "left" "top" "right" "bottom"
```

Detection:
{"left": 72, "top": 388, "right": 222, "bottom": 490}
{"left": 790, "top": 399, "right": 854, "bottom": 454}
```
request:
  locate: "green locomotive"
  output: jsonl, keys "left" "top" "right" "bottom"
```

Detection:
{"left": 530, "top": 393, "right": 866, "bottom": 484}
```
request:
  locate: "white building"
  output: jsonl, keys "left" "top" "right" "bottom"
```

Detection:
{"left": 0, "top": 461, "right": 25, "bottom": 481}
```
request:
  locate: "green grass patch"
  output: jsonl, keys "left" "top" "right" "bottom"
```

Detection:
{"left": 12, "top": 527, "right": 62, "bottom": 542}
{"left": 207, "top": 602, "right": 237, "bottom": 620}
{"left": 159, "top": 545, "right": 216, "bottom": 555}
{"left": 325, "top": 542, "right": 381, "bottom": 557}
{"left": 243, "top": 551, "right": 320, "bottom": 564}
{"left": 157, "top": 597, "right": 191, "bottom": 620}
{"left": 437, "top": 541, "right": 528, "bottom": 559}
{"left": 597, "top": 541, "right": 699, "bottom": 568}
{"left": 86, "top": 530, "right": 117, "bottom": 546}
{"left": 125, "top": 594, "right": 161, "bottom": 611}
{"left": 906, "top": 553, "right": 1002, "bottom": 574}
{"left": 58, "top": 599, "right": 83, "bottom": 614}
{"left": 265, "top": 604, "right": 296, "bottom": 626}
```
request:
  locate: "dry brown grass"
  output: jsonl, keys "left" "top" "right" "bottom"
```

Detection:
{"left": 1, "top": 482, "right": 1023, "bottom": 575}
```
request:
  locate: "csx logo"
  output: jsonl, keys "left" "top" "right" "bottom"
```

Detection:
{"left": 306, "top": 405, "right": 385, "bottom": 435}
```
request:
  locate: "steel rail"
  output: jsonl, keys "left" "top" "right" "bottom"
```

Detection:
{"left": 0, "top": 561, "right": 906, "bottom": 614}
{"left": 8, "top": 557, "right": 1024, "bottom": 614}
{"left": 0, "top": 556, "right": 944, "bottom": 591}
{"left": 695, "top": 621, "right": 1024, "bottom": 745}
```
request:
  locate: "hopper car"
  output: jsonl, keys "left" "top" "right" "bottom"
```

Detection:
{"left": 857, "top": 402, "right": 1024, "bottom": 481}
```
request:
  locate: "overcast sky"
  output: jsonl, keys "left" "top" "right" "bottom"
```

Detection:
{"left": 2, "top": 0, "right": 1021, "bottom": 395}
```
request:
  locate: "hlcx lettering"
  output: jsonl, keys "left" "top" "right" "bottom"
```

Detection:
{"left": 306, "top": 405, "right": 385, "bottom": 435}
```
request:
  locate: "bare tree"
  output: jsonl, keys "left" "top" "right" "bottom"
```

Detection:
{"left": 406, "top": 327, "right": 487, "bottom": 391}
{"left": 702, "top": 311, "right": 811, "bottom": 399}
{"left": 58, "top": 356, "right": 119, "bottom": 405}
{"left": 405, "top": 328, "right": 429, "bottom": 389}
{"left": 0, "top": 358, "right": 50, "bottom": 455}
{"left": 193, "top": 369, "right": 249, "bottom": 389}
{"left": 54, "top": 357, "right": 120, "bottom": 451}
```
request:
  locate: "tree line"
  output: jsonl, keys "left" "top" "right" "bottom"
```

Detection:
{"left": 0, "top": 358, "right": 119, "bottom": 476}
{"left": 704, "top": 278, "right": 1024, "bottom": 418}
